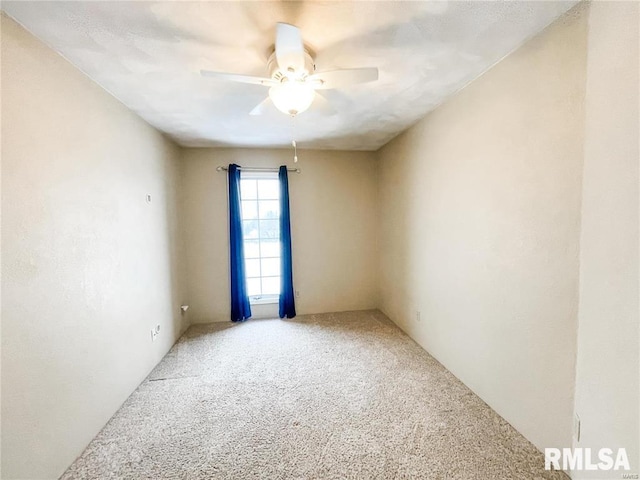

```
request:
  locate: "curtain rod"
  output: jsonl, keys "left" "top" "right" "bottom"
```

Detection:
{"left": 216, "top": 166, "right": 301, "bottom": 173}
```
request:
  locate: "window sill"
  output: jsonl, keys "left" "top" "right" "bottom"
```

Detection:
{"left": 249, "top": 296, "right": 279, "bottom": 305}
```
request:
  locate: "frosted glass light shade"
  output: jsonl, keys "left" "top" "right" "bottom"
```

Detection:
{"left": 269, "top": 82, "right": 315, "bottom": 116}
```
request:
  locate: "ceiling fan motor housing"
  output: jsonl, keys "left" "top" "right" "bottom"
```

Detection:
{"left": 267, "top": 50, "right": 316, "bottom": 81}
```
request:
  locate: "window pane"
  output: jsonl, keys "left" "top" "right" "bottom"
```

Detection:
{"left": 261, "top": 240, "right": 280, "bottom": 258}
{"left": 262, "top": 276, "right": 280, "bottom": 295}
{"left": 259, "top": 200, "right": 279, "bottom": 219}
{"left": 244, "top": 240, "right": 260, "bottom": 259}
{"left": 242, "top": 220, "right": 259, "bottom": 239}
{"left": 259, "top": 219, "right": 279, "bottom": 239}
{"left": 240, "top": 179, "right": 257, "bottom": 199}
{"left": 245, "top": 259, "right": 261, "bottom": 278}
{"left": 246, "top": 278, "right": 261, "bottom": 296}
{"left": 261, "top": 258, "right": 280, "bottom": 277}
{"left": 242, "top": 178, "right": 281, "bottom": 301}
{"left": 241, "top": 201, "right": 258, "bottom": 220}
{"left": 258, "top": 180, "right": 279, "bottom": 199}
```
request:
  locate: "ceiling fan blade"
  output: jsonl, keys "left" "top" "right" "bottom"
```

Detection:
{"left": 312, "top": 92, "right": 336, "bottom": 115}
{"left": 249, "top": 97, "right": 274, "bottom": 116}
{"left": 308, "top": 68, "right": 379, "bottom": 90}
{"left": 275, "top": 23, "right": 305, "bottom": 73}
{"left": 200, "top": 70, "right": 276, "bottom": 87}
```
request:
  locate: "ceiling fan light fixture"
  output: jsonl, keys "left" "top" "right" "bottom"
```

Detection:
{"left": 268, "top": 81, "right": 315, "bottom": 116}
{"left": 201, "top": 23, "right": 379, "bottom": 118}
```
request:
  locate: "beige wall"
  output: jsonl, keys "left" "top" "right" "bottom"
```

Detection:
{"left": 1, "top": 15, "right": 187, "bottom": 479}
{"left": 572, "top": 2, "right": 639, "bottom": 478}
{"left": 377, "top": 4, "right": 588, "bottom": 452}
{"left": 181, "top": 148, "right": 378, "bottom": 323}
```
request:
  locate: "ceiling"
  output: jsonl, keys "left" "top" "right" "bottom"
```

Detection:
{"left": 2, "top": 1, "right": 578, "bottom": 151}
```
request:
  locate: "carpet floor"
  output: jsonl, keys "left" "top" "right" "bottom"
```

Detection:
{"left": 61, "top": 310, "right": 567, "bottom": 479}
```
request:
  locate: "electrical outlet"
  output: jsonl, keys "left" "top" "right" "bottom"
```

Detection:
{"left": 416, "top": 311, "right": 421, "bottom": 322}
{"left": 573, "top": 413, "right": 581, "bottom": 442}
{"left": 151, "top": 324, "right": 160, "bottom": 342}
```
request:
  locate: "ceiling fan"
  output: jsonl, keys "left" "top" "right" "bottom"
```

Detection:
{"left": 200, "top": 23, "right": 379, "bottom": 117}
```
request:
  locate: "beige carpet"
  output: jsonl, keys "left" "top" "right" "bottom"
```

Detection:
{"left": 61, "top": 310, "right": 567, "bottom": 479}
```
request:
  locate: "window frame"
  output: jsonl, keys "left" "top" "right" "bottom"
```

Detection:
{"left": 239, "top": 171, "right": 281, "bottom": 305}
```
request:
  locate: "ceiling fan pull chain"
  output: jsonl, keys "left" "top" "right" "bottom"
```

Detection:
{"left": 291, "top": 116, "right": 298, "bottom": 163}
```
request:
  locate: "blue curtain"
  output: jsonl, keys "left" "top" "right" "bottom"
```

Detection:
{"left": 279, "top": 166, "right": 296, "bottom": 319}
{"left": 228, "top": 164, "right": 251, "bottom": 322}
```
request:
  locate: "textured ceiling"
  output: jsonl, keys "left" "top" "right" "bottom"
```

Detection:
{"left": 2, "top": 1, "right": 578, "bottom": 150}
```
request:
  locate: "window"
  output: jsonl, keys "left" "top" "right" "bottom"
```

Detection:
{"left": 240, "top": 173, "right": 280, "bottom": 303}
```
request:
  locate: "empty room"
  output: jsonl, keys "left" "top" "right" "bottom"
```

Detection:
{"left": 1, "top": 1, "right": 638, "bottom": 479}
